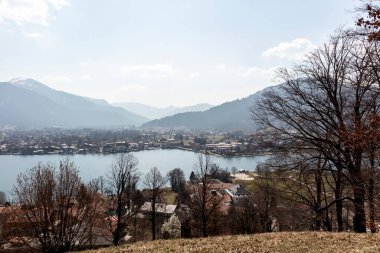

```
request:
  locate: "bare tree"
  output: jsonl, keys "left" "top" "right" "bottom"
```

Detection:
{"left": 106, "top": 153, "right": 139, "bottom": 245}
{"left": 167, "top": 168, "right": 186, "bottom": 203}
{"left": 187, "top": 153, "right": 223, "bottom": 237}
{"left": 167, "top": 168, "right": 185, "bottom": 194}
{"left": 270, "top": 153, "right": 345, "bottom": 231}
{"left": 253, "top": 31, "right": 380, "bottom": 232}
{"left": 227, "top": 195, "right": 256, "bottom": 234}
{"left": 253, "top": 166, "right": 280, "bottom": 232}
{"left": 231, "top": 166, "right": 238, "bottom": 176}
{"left": 143, "top": 167, "right": 167, "bottom": 240}
{"left": 12, "top": 159, "right": 101, "bottom": 253}
{"left": 0, "top": 191, "right": 6, "bottom": 205}
{"left": 357, "top": 0, "right": 380, "bottom": 41}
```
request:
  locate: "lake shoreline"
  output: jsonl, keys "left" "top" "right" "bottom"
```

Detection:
{"left": 1, "top": 147, "right": 272, "bottom": 159}
{"left": 0, "top": 149, "right": 270, "bottom": 196}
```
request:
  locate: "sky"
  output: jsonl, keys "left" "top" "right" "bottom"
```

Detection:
{"left": 0, "top": 0, "right": 360, "bottom": 107}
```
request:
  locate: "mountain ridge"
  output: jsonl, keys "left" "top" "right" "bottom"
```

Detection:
{"left": 113, "top": 102, "right": 214, "bottom": 120}
{"left": 1, "top": 79, "right": 149, "bottom": 128}
{"left": 1, "top": 78, "right": 278, "bottom": 131}
{"left": 142, "top": 85, "right": 278, "bottom": 132}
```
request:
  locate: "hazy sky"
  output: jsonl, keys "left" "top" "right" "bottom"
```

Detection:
{"left": 0, "top": 0, "right": 359, "bottom": 107}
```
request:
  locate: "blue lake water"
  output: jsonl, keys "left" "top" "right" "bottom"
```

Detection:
{"left": 0, "top": 149, "right": 268, "bottom": 198}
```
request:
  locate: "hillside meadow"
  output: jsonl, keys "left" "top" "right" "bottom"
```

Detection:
{"left": 78, "top": 232, "right": 380, "bottom": 253}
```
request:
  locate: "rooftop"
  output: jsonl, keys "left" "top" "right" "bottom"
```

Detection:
{"left": 140, "top": 202, "right": 177, "bottom": 214}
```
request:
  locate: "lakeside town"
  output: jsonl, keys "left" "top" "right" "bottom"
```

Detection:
{"left": 0, "top": 129, "right": 278, "bottom": 251}
{"left": 2, "top": 0, "right": 380, "bottom": 252}
{"left": 0, "top": 128, "right": 278, "bottom": 157}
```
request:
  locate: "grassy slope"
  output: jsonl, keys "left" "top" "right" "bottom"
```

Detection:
{"left": 79, "top": 232, "right": 380, "bottom": 253}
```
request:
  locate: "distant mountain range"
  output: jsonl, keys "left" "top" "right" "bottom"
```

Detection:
{"left": 0, "top": 78, "right": 278, "bottom": 132}
{"left": 113, "top": 102, "right": 214, "bottom": 120}
{"left": 0, "top": 79, "right": 148, "bottom": 128}
{"left": 142, "top": 86, "right": 278, "bottom": 132}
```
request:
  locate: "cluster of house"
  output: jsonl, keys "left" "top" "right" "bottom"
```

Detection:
{"left": 205, "top": 142, "right": 248, "bottom": 156}
{"left": 101, "top": 141, "right": 141, "bottom": 153}
{"left": 0, "top": 128, "right": 283, "bottom": 156}
{"left": 0, "top": 179, "right": 254, "bottom": 248}
{"left": 134, "top": 179, "right": 252, "bottom": 240}
{"left": 0, "top": 141, "right": 153, "bottom": 155}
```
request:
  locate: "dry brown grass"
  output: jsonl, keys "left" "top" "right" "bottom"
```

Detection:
{"left": 78, "top": 232, "right": 380, "bottom": 253}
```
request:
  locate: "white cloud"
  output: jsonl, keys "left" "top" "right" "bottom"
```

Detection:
{"left": 0, "top": 0, "right": 70, "bottom": 25}
{"left": 216, "top": 64, "right": 226, "bottom": 70}
{"left": 22, "top": 31, "right": 43, "bottom": 38}
{"left": 81, "top": 74, "right": 92, "bottom": 80}
{"left": 121, "top": 64, "right": 174, "bottom": 79}
{"left": 46, "top": 0, "right": 69, "bottom": 10}
{"left": 80, "top": 62, "right": 89, "bottom": 67}
{"left": 88, "top": 84, "right": 149, "bottom": 104}
{"left": 120, "top": 84, "right": 147, "bottom": 93}
{"left": 42, "top": 75, "right": 72, "bottom": 83}
{"left": 188, "top": 72, "right": 200, "bottom": 79}
{"left": 262, "top": 38, "right": 315, "bottom": 61}
{"left": 237, "top": 66, "right": 279, "bottom": 78}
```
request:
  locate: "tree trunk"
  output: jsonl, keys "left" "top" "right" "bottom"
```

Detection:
{"left": 335, "top": 169, "right": 344, "bottom": 232}
{"left": 351, "top": 169, "right": 367, "bottom": 233}
{"left": 113, "top": 196, "right": 123, "bottom": 245}
{"left": 345, "top": 150, "right": 366, "bottom": 233}
{"left": 336, "top": 197, "right": 344, "bottom": 232}
{"left": 152, "top": 196, "right": 156, "bottom": 240}
{"left": 202, "top": 182, "right": 208, "bottom": 237}
{"left": 369, "top": 176, "right": 376, "bottom": 233}
{"left": 315, "top": 169, "right": 322, "bottom": 230}
{"left": 323, "top": 210, "right": 332, "bottom": 231}
{"left": 202, "top": 212, "right": 207, "bottom": 237}
{"left": 369, "top": 152, "right": 376, "bottom": 233}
